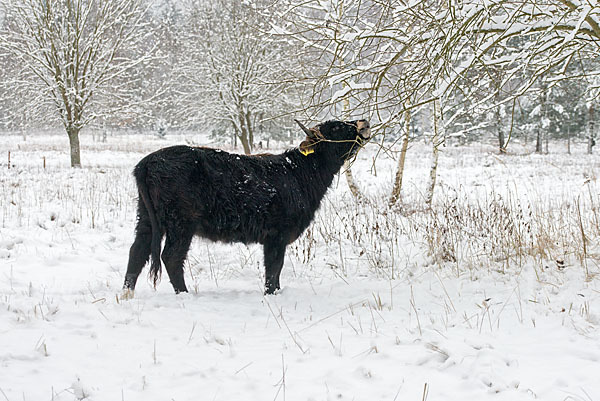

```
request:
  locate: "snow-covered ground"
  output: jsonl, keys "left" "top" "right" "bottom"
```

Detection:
{"left": 1, "top": 132, "right": 599, "bottom": 401}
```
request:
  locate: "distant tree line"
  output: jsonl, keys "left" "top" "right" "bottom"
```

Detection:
{"left": 0, "top": 0, "right": 303, "bottom": 166}
{"left": 0, "top": 0, "right": 598, "bottom": 183}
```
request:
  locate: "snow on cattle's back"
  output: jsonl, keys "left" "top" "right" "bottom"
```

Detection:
{"left": 0, "top": 133, "right": 599, "bottom": 401}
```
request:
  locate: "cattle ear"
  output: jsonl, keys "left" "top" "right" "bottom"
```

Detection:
{"left": 299, "top": 138, "right": 315, "bottom": 156}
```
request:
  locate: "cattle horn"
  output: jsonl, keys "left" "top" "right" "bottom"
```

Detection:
{"left": 294, "top": 119, "right": 313, "bottom": 137}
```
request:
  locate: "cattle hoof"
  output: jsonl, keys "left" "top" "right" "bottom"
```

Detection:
{"left": 121, "top": 288, "right": 135, "bottom": 300}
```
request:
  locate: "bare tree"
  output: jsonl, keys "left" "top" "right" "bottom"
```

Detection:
{"left": 175, "top": 0, "right": 300, "bottom": 155}
{"left": 587, "top": 102, "right": 596, "bottom": 154}
{"left": 389, "top": 107, "right": 411, "bottom": 207}
{"left": 275, "top": 0, "right": 600, "bottom": 202}
{"left": 0, "top": 0, "right": 153, "bottom": 167}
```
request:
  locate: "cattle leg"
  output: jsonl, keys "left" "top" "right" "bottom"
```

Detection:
{"left": 161, "top": 230, "right": 194, "bottom": 294}
{"left": 123, "top": 216, "right": 153, "bottom": 294}
{"left": 264, "top": 239, "right": 286, "bottom": 295}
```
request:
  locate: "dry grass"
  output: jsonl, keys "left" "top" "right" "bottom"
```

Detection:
{"left": 421, "top": 185, "right": 600, "bottom": 279}
{"left": 292, "top": 181, "right": 600, "bottom": 281}
{"left": 2, "top": 133, "right": 599, "bottom": 286}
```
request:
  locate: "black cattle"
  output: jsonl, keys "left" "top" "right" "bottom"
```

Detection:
{"left": 122, "top": 119, "right": 371, "bottom": 297}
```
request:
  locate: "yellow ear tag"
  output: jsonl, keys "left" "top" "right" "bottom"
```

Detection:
{"left": 300, "top": 148, "right": 314, "bottom": 156}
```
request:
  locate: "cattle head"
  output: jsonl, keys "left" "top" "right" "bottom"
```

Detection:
{"left": 295, "top": 119, "right": 371, "bottom": 160}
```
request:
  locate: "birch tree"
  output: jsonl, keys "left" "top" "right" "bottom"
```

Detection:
{"left": 275, "top": 0, "right": 600, "bottom": 201}
{"left": 388, "top": 107, "right": 411, "bottom": 206}
{"left": 0, "top": 0, "right": 153, "bottom": 167}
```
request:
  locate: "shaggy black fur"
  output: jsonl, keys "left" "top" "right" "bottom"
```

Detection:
{"left": 123, "top": 119, "right": 370, "bottom": 295}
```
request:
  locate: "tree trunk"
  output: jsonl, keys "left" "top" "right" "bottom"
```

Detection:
{"left": 245, "top": 112, "right": 254, "bottom": 152}
{"left": 389, "top": 109, "right": 411, "bottom": 206}
{"left": 426, "top": 98, "right": 443, "bottom": 207}
{"left": 536, "top": 85, "right": 547, "bottom": 154}
{"left": 340, "top": 75, "right": 364, "bottom": 200}
{"left": 239, "top": 130, "right": 252, "bottom": 155}
{"left": 67, "top": 126, "right": 82, "bottom": 168}
{"left": 535, "top": 131, "right": 542, "bottom": 153}
{"left": 344, "top": 162, "right": 364, "bottom": 201}
{"left": 495, "top": 98, "right": 505, "bottom": 153}
{"left": 237, "top": 112, "right": 252, "bottom": 155}
{"left": 498, "top": 128, "right": 505, "bottom": 153}
{"left": 588, "top": 104, "right": 595, "bottom": 155}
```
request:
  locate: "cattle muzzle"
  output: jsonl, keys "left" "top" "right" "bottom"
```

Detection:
{"left": 357, "top": 120, "right": 371, "bottom": 140}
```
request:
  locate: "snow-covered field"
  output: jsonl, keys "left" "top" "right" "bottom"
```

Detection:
{"left": 1, "top": 132, "right": 599, "bottom": 401}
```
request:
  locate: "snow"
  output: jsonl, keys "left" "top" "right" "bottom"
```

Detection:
{"left": 331, "top": 82, "right": 373, "bottom": 104}
{"left": 1, "top": 133, "right": 599, "bottom": 401}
